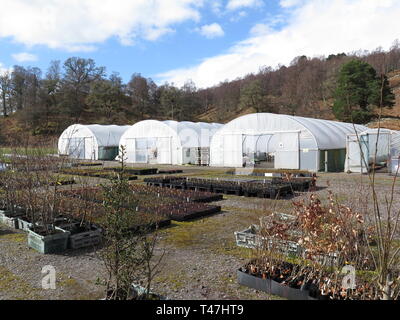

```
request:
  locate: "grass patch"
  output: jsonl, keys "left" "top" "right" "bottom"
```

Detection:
{"left": 154, "top": 273, "right": 186, "bottom": 291}
{"left": 57, "top": 272, "right": 104, "bottom": 300}
{"left": 0, "top": 147, "right": 57, "bottom": 157}
{"left": 0, "top": 232, "right": 27, "bottom": 243}
{"left": 161, "top": 219, "right": 229, "bottom": 249}
{"left": 0, "top": 266, "right": 42, "bottom": 300}
{"left": 211, "top": 241, "right": 254, "bottom": 260}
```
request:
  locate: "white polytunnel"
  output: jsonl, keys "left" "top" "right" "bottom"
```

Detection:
{"left": 345, "top": 128, "right": 400, "bottom": 173}
{"left": 209, "top": 113, "right": 368, "bottom": 172}
{"left": 58, "top": 124, "right": 131, "bottom": 160}
{"left": 119, "top": 120, "right": 223, "bottom": 165}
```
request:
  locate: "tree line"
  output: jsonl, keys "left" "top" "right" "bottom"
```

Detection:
{"left": 0, "top": 58, "right": 202, "bottom": 136}
{"left": 1, "top": 41, "right": 399, "bottom": 139}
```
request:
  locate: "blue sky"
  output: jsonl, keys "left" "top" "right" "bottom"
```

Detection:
{"left": 1, "top": 0, "right": 400, "bottom": 88}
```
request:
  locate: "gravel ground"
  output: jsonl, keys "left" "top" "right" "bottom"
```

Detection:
{"left": 1, "top": 166, "right": 399, "bottom": 300}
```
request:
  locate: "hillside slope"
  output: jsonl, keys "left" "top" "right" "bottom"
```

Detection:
{"left": 197, "top": 69, "right": 400, "bottom": 127}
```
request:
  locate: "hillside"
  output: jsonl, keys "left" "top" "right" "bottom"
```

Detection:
{"left": 365, "top": 70, "right": 400, "bottom": 130}
{"left": 196, "top": 69, "right": 400, "bottom": 127}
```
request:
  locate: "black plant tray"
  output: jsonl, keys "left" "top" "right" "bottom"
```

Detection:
{"left": 144, "top": 176, "right": 185, "bottom": 187}
{"left": 165, "top": 181, "right": 187, "bottom": 189}
{"left": 113, "top": 168, "right": 158, "bottom": 175}
{"left": 272, "top": 178, "right": 312, "bottom": 191}
{"left": 72, "top": 162, "right": 103, "bottom": 167}
{"left": 215, "top": 186, "right": 242, "bottom": 195}
{"left": 144, "top": 177, "right": 166, "bottom": 187}
{"left": 237, "top": 269, "right": 317, "bottom": 300}
{"left": 240, "top": 182, "right": 292, "bottom": 199}
{"left": 88, "top": 172, "right": 138, "bottom": 180}
{"left": 158, "top": 169, "right": 183, "bottom": 174}
{"left": 254, "top": 185, "right": 292, "bottom": 198}
{"left": 169, "top": 205, "right": 221, "bottom": 221}
{"left": 186, "top": 183, "right": 213, "bottom": 192}
{"left": 145, "top": 177, "right": 295, "bottom": 199}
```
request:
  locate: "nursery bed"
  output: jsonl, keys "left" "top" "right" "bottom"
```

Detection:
{"left": 144, "top": 176, "right": 294, "bottom": 199}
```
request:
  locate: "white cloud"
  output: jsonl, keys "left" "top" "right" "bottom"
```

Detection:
{"left": 157, "top": 0, "right": 400, "bottom": 88}
{"left": 0, "top": 0, "right": 202, "bottom": 52}
{"left": 197, "top": 23, "right": 224, "bottom": 39}
{"left": 250, "top": 23, "right": 271, "bottom": 36}
{"left": 210, "top": 0, "right": 223, "bottom": 15}
{"left": 230, "top": 10, "right": 248, "bottom": 22}
{"left": 279, "top": 0, "right": 303, "bottom": 8}
{"left": 11, "top": 52, "right": 38, "bottom": 62}
{"left": 226, "top": 0, "right": 263, "bottom": 11}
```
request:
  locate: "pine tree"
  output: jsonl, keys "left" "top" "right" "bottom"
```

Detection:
{"left": 332, "top": 59, "right": 394, "bottom": 123}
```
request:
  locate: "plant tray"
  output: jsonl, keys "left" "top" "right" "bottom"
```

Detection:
{"left": 157, "top": 170, "right": 183, "bottom": 174}
{"left": 234, "top": 224, "right": 302, "bottom": 257}
{"left": 69, "top": 229, "right": 102, "bottom": 249}
{"left": 144, "top": 176, "right": 185, "bottom": 187}
{"left": 73, "top": 162, "right": 103, "bottom": 167}
{"left": 272, "top": 178, "right": 312, "bottom": 191}
{"left": 237, "top": 269, "right": 317, "bottom": 300}
{"left": 170, "top": 205, "right": 221, "bottom": 221}
{"left": 165, "top": 181, "right": 187, "bottom": 189}
{"left": 186, "top": 184, "right": 213, "bottom": 192}
{"left": 27, "top": 227, "right": 70, "bottom": 254}
{"left": 17, "top": 217, "right": 33, "bottom": 231}
{"left": 113, "top": 168, "right": 158, "bottom": 175}
{"left": 0, "top": 210, "right": 22, "bottom": 229}
{"left": 234, "top": 225, "right": 262, "bottom": 248}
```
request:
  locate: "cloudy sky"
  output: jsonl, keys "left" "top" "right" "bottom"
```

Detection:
{"left": 0, "top": 0, "right": 400, "bottom": 88}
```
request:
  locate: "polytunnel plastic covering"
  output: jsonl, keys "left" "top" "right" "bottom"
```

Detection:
{"left": 391, "top": 130, "right": 400, "bottom": 157}
{"left": 82, "top": 125, "right": 131, "bottom": 146}
{"left": 58, "top": 124, "right": 130, "bottom": 160}
{"left": 119, "top": 120, "right": 223, "bottom": 165}
{"left": 162, "top": 121, "right": 222, "bottom": 147}
{"left": 210, "top": 113, "right": 367, "bottom": 168}
{"left": 345, "top": 128, "right": 393, "bottom": 173}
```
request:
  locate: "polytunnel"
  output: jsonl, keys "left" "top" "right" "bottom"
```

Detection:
{"left": 58, "top": 124, "right": 131, "bottom": 160}
{"left": 345, "top": 128, "right": 400, "bottom": 173}
{"left": 119, "top": 120, "right": 223, "bottom": 165}
{"left": 209, "top": 113, "right": 368, "bottom": 172}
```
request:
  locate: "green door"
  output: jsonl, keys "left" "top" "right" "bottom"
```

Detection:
{"left": 98, "top": 146, "right": 119, "bottom": 160}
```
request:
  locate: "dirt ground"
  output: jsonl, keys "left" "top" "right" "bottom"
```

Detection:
{"left": 1, "top": 163, "right": 399, "bottom": 300}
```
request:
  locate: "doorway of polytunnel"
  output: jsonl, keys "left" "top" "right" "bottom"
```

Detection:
{"left": 242, "top": 134, "right": 275, "bottom": 168}
{"left": 133, "top": 137, "right": 171, "bottom": 164}
{"left": 274, "top": 132, "right": 300, "bottom": 169}
{"left": 156, "top": 137, "right": 172, "bottom": 164}
{"left": 65, "top": 137, "right": 86, "bottom": 159}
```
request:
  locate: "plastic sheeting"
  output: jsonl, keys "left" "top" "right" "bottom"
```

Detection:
{"left": 58, "top": 124, "right": 130, "bottom": 160}
{"left": 345, "top": 129, "right": 392, "bottom": 173}
{"left": 391, "top": 130, "right": 400, "bottom": 157}
{"left": 210, "top": 113, "right": 367, "bottom": 170}
{"left": 119, "top": 120, "right": 223, "bottom": 165}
